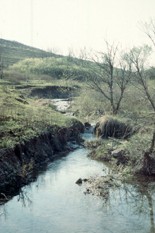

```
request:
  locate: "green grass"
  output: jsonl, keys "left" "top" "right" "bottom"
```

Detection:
{"left": 0, "top": 38, "right": 58, "bottom": 67}
{"left": 0, "top": 84, "right": 80, "bottom": 149}
{"left": 1, "top": 38, "right": 155, "bottom": 169}
{"left": 9, "top": 56, "right": 92, "bottom": 82}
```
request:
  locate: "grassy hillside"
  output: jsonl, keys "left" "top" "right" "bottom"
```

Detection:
{"left": 0, "top": 83, "right": 82, "bottom": 149}
{"left": 1, "top": 38, "right": 155, "bottom": 179}
{"left": 0, "top": 38, "right": 86, "bottom": 149}
{"left": 0, "top": 38, "right": 58, "bottom": 67}
{"left": 10, "top": 56, "right": 92, "bottom": 81}
{"left": 0, "top": 38, "right": 94, "bottom": 84}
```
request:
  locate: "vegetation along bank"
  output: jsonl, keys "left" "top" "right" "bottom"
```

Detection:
{"left": 1, "top": 25, "right": 155, "bottom": 200}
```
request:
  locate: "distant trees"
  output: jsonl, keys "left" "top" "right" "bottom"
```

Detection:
{"left": 87, "top": 42, "right": 132, "bottom": 114}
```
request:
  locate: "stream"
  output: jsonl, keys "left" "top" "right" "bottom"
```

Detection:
{"left": 0, "top": 100, "right": 155, "bottom": 233}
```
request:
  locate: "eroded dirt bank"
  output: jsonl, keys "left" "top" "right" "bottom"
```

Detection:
{"left": 0, "top": 121, "right": 84, "bottom": 198}
{"left": 29, "top": 85, "right": 79, "bottom": 99}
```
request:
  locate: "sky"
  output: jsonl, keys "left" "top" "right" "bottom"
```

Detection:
{"left": 0, "top": 0, "right": 155, "bottom": 57}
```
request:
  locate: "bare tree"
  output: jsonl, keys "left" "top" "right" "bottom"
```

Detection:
{"left": 87, "top": 42, "right": 132, "bottom": 114}
{"left": 140, "top": 21, "right": 155, "bottom": 171}
{"left": 127, "top": 45, "right": 155, "bottom": 172}
{"left": 127, "top": 45, "right": 155, "bottom": 111}
{"left": 142, "top": 19, "right": 155, "bottom": 48}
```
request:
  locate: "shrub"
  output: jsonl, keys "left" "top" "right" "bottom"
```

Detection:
{"left": 94, "top": 116, "right": 133, "bottom": 139}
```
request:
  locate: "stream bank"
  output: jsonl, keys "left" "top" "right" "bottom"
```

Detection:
{"left": 0, "top": 119, "right": 84, "bottom": 199}
{"left": 0, "top": 131, "right": 155, "bottom": 233}
{"left": 1, "top": 94, "right": 155, "bottom": 233}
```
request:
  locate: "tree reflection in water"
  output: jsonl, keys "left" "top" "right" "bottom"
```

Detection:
{"left": 120, "top": 178, "right": 155, "bottom": 233}
{"left": 17, "top": 189, "right": 33, "bottom": 208}
{"left": 15, "top": 173, "right": 47, "bottom": 208}
{"left": 0, "top": 173, "right": 155, "bottom": 233}
{"left": 89, "top": 176, "right": 155, "bottom": 233}
{"left": 0, "top": 204, "right": 7, "bottom": 220}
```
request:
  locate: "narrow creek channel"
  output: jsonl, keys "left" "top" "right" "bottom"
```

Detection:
{"left": 0, "top": 132, "right": 155, "bottom": 233}
{"left": 0, "top": 100, "right": 155, "bottom": 233}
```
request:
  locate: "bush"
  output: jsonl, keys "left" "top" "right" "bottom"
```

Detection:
{"left": 94, "top": 116, "right": 133, "bottom": 139}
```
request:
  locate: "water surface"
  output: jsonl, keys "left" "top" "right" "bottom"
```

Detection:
{"left": 0, "top": 133, "right": 155, "bottom": 233}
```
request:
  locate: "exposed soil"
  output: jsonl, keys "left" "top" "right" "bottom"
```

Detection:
{"left": 0, "top": 121, "right": 84, "bottom": 199}
{"left": 30, "top": 85, "right": 79, "bottom": 99}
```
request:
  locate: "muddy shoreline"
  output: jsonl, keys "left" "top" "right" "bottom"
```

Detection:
{"left": 0, "top": 122, "right": 84, "bottom": 200}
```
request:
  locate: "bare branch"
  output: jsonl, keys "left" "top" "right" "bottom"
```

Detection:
{"left": 127, "top": 45, "right": 155, "bottom": 111}
{"left": 142, "top": 19, "right": 155, "bottom": 48}
{"left": 87, "top": 42, "right": 132, "bottom": 114}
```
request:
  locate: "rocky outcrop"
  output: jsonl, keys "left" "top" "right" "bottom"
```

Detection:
{"left": 0, "top": 122, "right": 84, "bottom": 197}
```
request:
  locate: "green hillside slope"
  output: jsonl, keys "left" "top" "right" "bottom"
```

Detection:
{"left": 0, "top": 38, "right": 58, "bottom": 67}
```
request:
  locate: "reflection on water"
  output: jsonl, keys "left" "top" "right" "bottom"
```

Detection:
{"left": 121, "top": 180, "right": 155, "bottom": 233}
{"left": 0, "top": 139, "right": 155, "bottom": 233}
